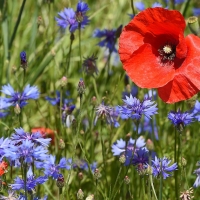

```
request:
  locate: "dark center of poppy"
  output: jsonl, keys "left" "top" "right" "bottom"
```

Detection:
{"left": 158, "top": 44, "right": 176, "bottom": 63}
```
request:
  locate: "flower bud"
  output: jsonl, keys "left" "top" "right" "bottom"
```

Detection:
{"left": 93, "top": 168, "right": 101, "bottom": 180}
{"left": 56, "top": 174, "right": 65, "bottom": 188}
{"left": 181, "top": 157, "right": 187, "bottom": 167}
{"left": 77, "top": 189, "right": 84, "bottom": 199}
{"left": 20, "top": 51, "right": 28, "bottom": 69}
{"left": 124, "top": 176, "right": 130, "bottom": 184}
{"left": 77, "top": 78, "right": 85, "bottom": 97}
{"left": 146, "top": 139, "right": 154, "bottom": 150}
{"left": 119, "top": 154, "right": 126, "bottom": 164}
{"left": 188, "top": 16, "right": 199, "bottom": 35}
{"left": 60, "top": 76, "right": 67, "bottom": 87}
{"left": 14, "top": 104, "right": 21, "bottom": 114}
{"left": 91, "top": 96, "right": 97, "bottom": 106}
{"left": 78, "top": 172, "right": 83, "bottom": 180}
{"left": 59, "top": 139, "right": 65, "bottom": 149}
{"left": 85, "top": 194, "right": 94, "bottom": 200}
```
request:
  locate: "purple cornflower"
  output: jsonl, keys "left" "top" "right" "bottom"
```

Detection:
{"left": 118, "top": 95, "right": 158, "bottom": 120}
{"left": 193, "top": 168, "right": 200, "bottom": 187}
{"left": 1, "top": 84, "right": 39, "bottom": 108}
{"left": 112, "top": 136, "right": 146, "bottom": 166}
{"left": 35, "top": 155, "right": 71, "bottom": 179}
{"left": 55, "top": 1, "right": 89, "bottom": 32}
{"left": 82, "top": 54, "right": 98, "bottom": 76}
{"left": 94, "top": 102, "right": 119, "bottom": 127}
{"left": 151, "top": 156, "right": 177, "bottom": 179}
{"left": 10, "top": 167, "right": 48, "bottom": 192}
{"left": 168, "top": 109, "right": 194, "bottom": 131}
{"left": 11, "top": 128, "right": 51, "bottom": 147}
{"left": 93, "top": 25, "right": 122, "bottom": 53}
{"left": 3, "top": 139, "right": 48, "bottom": 165}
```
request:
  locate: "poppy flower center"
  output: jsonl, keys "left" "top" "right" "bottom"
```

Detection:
{"left": 158, "top": 44, "right": 176, "bottom": 63}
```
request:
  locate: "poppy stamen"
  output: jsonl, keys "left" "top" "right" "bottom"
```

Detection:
{"left": 158, "top": 44, "right": 176, "bottom": 63}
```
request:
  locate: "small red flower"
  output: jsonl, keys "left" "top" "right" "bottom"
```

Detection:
{"left": 0, "top": 161, "right": 8, "bottom": 176}
{"left": 31, "top": 127, "right": 55, "bottom": 145}
{"left": 119, "top": 8, "right": 200, "bottom": 103}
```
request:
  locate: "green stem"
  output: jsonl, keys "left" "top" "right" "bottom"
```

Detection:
{"left": 24, "top": 163, "right": 28, "bottom": 199}
{"left": 110, "top": 165, "right": 123, "bottom": 199}
{"left": 66, "top": 34, "right": 74, "bottom": 74}
{"left": 130, "top": 0, "right": 135, "bottom": 15}
{"left": 78, "top": 23, "right": 83, "bottom": 76}
{"left": 149, "top": 175, "right": 158, "bottom": 200}
{"left": 9, "top": 0, "right": 27, "bottom": 50}
{"left": 159, "top": 174, "right": 163, "bottom": 200}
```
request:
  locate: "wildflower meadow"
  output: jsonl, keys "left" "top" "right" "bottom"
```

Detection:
{"left": 1, "top": 0, "right": 200, "bottom": 199}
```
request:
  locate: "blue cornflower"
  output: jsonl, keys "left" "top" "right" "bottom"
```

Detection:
{"left": 94, "top": 102, "right": 120, "bottom": 127}
{"left": 36, "top": 155, "right": 71, "bottom": 179}
{"left": 62, "top": 103, "right": 76, "bottom": 127}
{"left": 193, "top": 168, "right": 200, "bottom": 187}
{"left": 10, "top": 167, "right": 48, "bottom": 192}
{"left": 132, "top": 147, "right": 149, "bottom": 165}
{"left": 0, "top": 137, "right": 11, "bottom": 160}
{"left": 0, "top": 190, "right": 18, "bottom": 199}
{"left": 122, "top": 84, "right": 138, "bottom": 100}
{"left": 1, "top": 84, "right": 39, "bottom": 108}
{"left": 193, "top": 8, "right": 200, "bottom": 16}
{"left": 112, "top": 136, "right": 146, "bottom": 166}
{"left": 168, "top": 109, "right": 194, "bottom": 131}
{"left": 73, "top": 159, "right": 97, "bottom": 173}
{"left": 45, "top": 91, "right": 72, "bottom": 106}
{"left": 151, "top": 156, "right": 177, "bottom": 179}
{"left": 55, "top": 1, "right": 89, "bottom": 32}
{"left": 191, "top": 100, "right": 200, "bottom": 121}
{"left": 135, "top": 2, "right": 162, "bottom": 11}
{"left": 118, "top": 95, "right": 158, "bottom": 120}
{"left": 3, "top": 140, "right": 48, "bottom": 164}
{"left": 93, "top": 25, "right": 122, "bottom": 53}
{"left": 11, "top": 128, "right": 51, "bottom": 147}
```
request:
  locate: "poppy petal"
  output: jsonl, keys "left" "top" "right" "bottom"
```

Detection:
{"left": 122, "top": 43, "right": 175, "bottom": 88}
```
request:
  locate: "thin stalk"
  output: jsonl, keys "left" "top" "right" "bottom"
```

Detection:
{"left": 112, "top": 121, "right": 139, "bottom": 200}
{"left": 78, "top": 23, "right": 83, "bottom": 76}
{"left": 9, "top": 0, "right": 27, "bottom": 50}
{"left": 149, "top": 175, "right": 158, "bottom": 200}
{"left": 66, "top": 34, "right": 74, "bottom": 74}
{"left": 110, "top": 165, "right": 123, "bottom": 199}
{"left": 159, "top": 174, "right": 163, "bottom": 200}
{"left": 24, "top": 163, "right": 28, "bottom": 199}
{"left": 130, "top": 0, "right": 135, "bottom": 15}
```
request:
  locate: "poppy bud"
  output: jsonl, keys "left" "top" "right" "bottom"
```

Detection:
{"left": 188, "top": 16, "right": 199, "bottom": 35}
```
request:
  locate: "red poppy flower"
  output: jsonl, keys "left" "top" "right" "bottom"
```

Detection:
{"left": 31, "top": 127, "right": 55, "bottom": 145}
{"left": 0, "top": 161, "right": 8, "bottom": 176}
{"left": 119, "top": 8, "right": 200, "bottom": 103}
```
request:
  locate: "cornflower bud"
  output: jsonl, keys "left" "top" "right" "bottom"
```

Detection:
{"left": 119, "top": 154, "right": 126, "bottom": 164}
{"left": 146, "top": 139, "right": 154, "bottom": 150}
{"left": 78, "top": 172, "right": 83, "bottom": 180}
{"left": 77, "top": 189, "right": 84, "bottom": 200}
{"left": 124, "top": 176, "right": 130, "bottom": 184}
{"left": 85, "top": 194, "right": 94, "bottom": 200}
{"left": 59, "top": 139, "right": 65, "bottom": 149}
{"left": 60, "top": 76, "right": 67, "bottom": 87}
{"left": 91, "top": 96, "right": 97, "bottom": 106}
{"left": 93, "top": 168, "right": 101, "bottom": 180}
{"left": 56, "top": 174, "right": 65, "bottom": 188}
{"left": 14, "top": 104, "right": 21, "bottom": 114}
{"left": 20, "top": 51, "right": 27, "bottom": 69}
{"left": 77, "top": 78, "right": 85, "bottom": 97}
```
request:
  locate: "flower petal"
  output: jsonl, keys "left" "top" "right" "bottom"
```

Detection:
{"left": 158, "top": 35, "right": 200, "bottom": 103}
{"left": 122, "top": 43, "right": 175, "bottom": 88}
